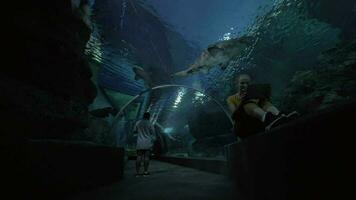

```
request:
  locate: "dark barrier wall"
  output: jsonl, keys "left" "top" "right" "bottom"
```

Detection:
{"left": 226, "top": 101, "right": 356, "bottom": 200}
{"left": 158, "top": 156, "right": 228, "bottom": 175}
{"left": 28, "top": 140, "right": 125, "bottom": 199}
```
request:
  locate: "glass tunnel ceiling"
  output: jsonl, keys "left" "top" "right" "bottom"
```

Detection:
{"left": 85, "top": 0, "right": 346, "bottom": 103}
{"left": 117, "top": 85, "right": 232, "bottom": 123}
{"left": 85, "top": 0, "right": 275, "bottom": 97}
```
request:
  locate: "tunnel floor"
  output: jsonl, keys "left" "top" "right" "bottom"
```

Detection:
{"left": 68, "top": 160, "right": 238, "bottom": 200}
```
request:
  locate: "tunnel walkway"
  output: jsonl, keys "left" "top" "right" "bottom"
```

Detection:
{"left": 69, "top": 160, "right": 238, "bottom": 200}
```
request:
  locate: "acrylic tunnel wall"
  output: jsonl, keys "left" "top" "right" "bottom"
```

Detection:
{"left": 110, "top": 85, "right": 235, "bottom": 160}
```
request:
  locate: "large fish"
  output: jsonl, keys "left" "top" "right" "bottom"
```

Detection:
{"left": 171, "top": 36, "right": 255, "bottom": 77}
{"left": 71, "top": 0, "right": 93, "bottom": 27}
{"left": 132, "top": 65, "right": 154, "bottom": 87}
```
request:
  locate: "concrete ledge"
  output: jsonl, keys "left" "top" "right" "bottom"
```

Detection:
{"left": 226, "top": 101, "right": 356, "bottom": 200}
{"left": 157, "top": 156, "right": 228, "bottom": 175}
{"left": 27, "top": 140, "right": 125, "bottom": 198}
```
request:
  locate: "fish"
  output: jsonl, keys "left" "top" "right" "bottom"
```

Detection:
{"left": 171, "top": 36, "right": 255, "bottom": 77}
{"left": 132, "top": 65, "right": 154, "bottom": 87}
{"left": 71, "top": 0, "right": 93, "bottom": 28}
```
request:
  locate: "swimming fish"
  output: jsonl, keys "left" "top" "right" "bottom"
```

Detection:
{"left": 71, "top": 0, "right": 92, "bottom": 27}
{"left": 132, "top": 65, "right": 154, "bottom": 87}
{"left": 171, "top": 36, "right": 255, "bottom": 77}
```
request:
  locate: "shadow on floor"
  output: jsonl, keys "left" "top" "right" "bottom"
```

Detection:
{"left": 69, "top": 160, "right": 240, "bottom": 200}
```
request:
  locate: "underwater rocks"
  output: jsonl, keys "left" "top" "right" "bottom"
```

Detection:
{"left": 2, "top": 0, "right": 96, "bottom": 140}
{"left": 71, "top": 114, "right": 116, "bottom": 146}
{"left": 280, "top": 39, "right": 356, "bottom": 114}
{"left": 304, "top": 0, "right": 356, "bottom": 40}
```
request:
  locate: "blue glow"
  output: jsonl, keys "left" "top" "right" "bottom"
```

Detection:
{"left": 164, "top": 127, "right": 173, "bottom": 134}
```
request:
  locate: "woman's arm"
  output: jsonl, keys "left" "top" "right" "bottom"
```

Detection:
{"left": 227, "top": 101, "right": 237, "bottom": 115}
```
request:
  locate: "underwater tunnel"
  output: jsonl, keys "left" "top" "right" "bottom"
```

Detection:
{"left": 110, "top": 84, "right": 234, "bottom": 160}
{"left": 2, "top": 0, "right": 356, "bottom": 199}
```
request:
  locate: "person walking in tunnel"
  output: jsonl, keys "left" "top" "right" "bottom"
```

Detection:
{"left": 226, "top": 74, "right": 298, "bottom": 138}
{"left": 133, "top": 112, "right": 156, "bottom": 177}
